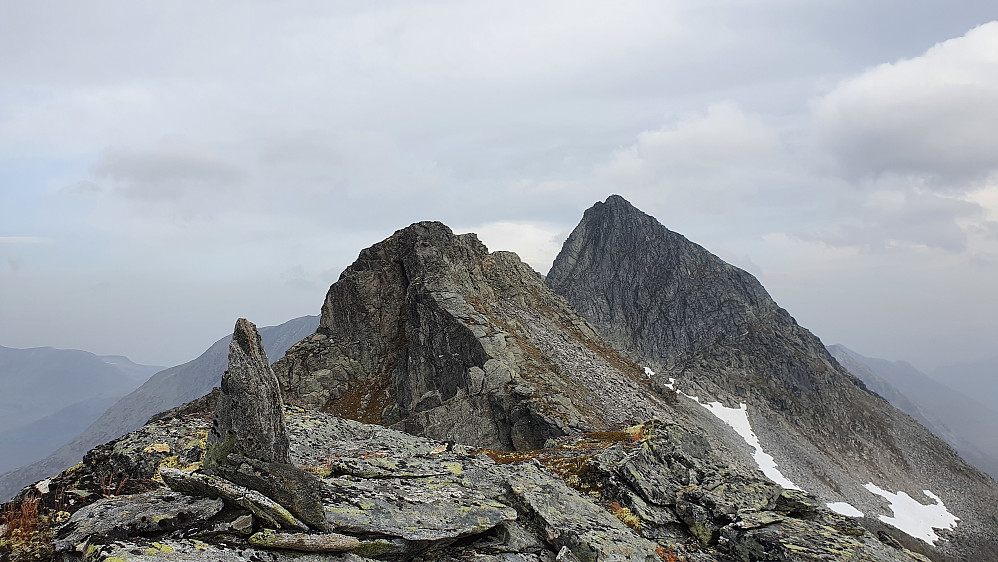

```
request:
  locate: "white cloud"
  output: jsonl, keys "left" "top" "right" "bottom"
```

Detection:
{"left": 598, "top": 102, "right": 776, "bottom": 182}
{"left": 814, "top": 21, "right": 998, "bottom": 183}
{"left": 457, "top": 221, "right": 567, "bottom": 275}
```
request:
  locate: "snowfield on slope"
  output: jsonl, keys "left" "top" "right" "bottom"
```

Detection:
{"left": 864, "top": 483, "right": 959, "bottom": 544}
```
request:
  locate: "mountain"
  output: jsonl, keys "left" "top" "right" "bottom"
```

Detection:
{"left": 546, "top": 195, "right": 998, "bottom": 560}
{"left": 0, "top": 346, "right": 157, "bottom": 434}
{"left": 4, "top": 199, "right": 996, "bottom": 561}
{"left": 930, "top": 356, "right": 998, "bottom": 408}
{"left": 828, "top": 344, "right": 998, "bottom": 480}
{"left": 0, "top": 346, "right": 160, "bottom": 475}
{"left": 0, "top": 315, "right": 318, "bottom": 502}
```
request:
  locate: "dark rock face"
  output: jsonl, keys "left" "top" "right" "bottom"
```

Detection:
{"left": 547, "top": 195, "right": 998, "bottom": 561}
{"left": 205, "top": 318, "right": 290, "bottom": 468}
{"left": 273, "top": 221, "right": 665, "bottom": 451}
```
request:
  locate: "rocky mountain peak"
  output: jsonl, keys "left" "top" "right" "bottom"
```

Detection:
{"left": 275, "top": 219, "right": 669, "bottom": 451}
{"left": 548, "top": 194, "right": 775, "bottom": 367}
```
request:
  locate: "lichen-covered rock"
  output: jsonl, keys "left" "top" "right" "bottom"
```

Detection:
{"left": 214, "top": 454, "right": 327, "bottom": 531}
{"left": 248, "top": 529, "right": 360, "bottom": 552}
{"left": 53, "top": 490, "right": 222, "bottom": 552}
{"left": 78, "top": 538, "right": 369, "bottom": 561}
{"left": 321, "top": 468, "right": 517, "bottom": 542}
{"left": 205, "top": 318, "right": 290, "bottom": 469}
{"left": 501, "top": 463, "right": 659, "bottom": 562}
{"left": 159, "top": 467, "right": 307, "bottom": 531}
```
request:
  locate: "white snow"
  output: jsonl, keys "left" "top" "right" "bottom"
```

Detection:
{"left": 697, "top": 400, "right": 803, "bottom": 490}
{"left": 652, "top": 370, "right": 803, "bottom": 492}
{"left": 863, "top": 483, "right": 959, "bottom": 544}
{"left": 826, "top": 502, "right": 864, "bottom": 517}
{"left": 644, "top": 366, "right": 655, "bottom": 378}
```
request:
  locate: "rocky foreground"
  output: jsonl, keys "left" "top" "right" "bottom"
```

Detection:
{"left": 2, "top": 320, "right": 934, "bottom": 561}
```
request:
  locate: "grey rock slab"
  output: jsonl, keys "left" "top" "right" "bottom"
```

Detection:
{"left": 205, "top": 318, "right": 290, "bottom": 469}
{"left": 81, "top": 539, "right": 368, "bottom": 561}
{"left": 159, "top": 467, "right": 307, "bottom": 531}
{"left": 216, "top": 454, "right": 327, "bottom": 531}
{"left": 321, "top": 472, "right": 517, "bottom": 541}
{"left": 54, "top": 490, "right": 223, "bottom": 551}
{"left": 248, "top": 529, "right": 360, "bottom": 552}
{"left": 500, "top": 463, "right": 658, "bottom": 562}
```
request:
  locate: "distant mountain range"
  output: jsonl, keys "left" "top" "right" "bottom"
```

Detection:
{"left": 0, "top": 316, "right": 318, "bottom": 501}
{"left": 0, "top": 346, "right": 161, "bottom": 474}
{"left": 828, "top": 345, "right": 998, "bottom": 480}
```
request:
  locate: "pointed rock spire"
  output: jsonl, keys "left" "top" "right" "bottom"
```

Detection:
{"left": 205, "top": 318, "right": 290, "bottom": 469}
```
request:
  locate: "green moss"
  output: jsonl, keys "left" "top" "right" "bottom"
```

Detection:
{"left": 351, "top": 539, "right": 393, "bottom": 557}
{"left": 202, "top": 434, "right": 236, "bottom": 471}
{"left": 442, "top": 461, "right": 463, "bottom": 475}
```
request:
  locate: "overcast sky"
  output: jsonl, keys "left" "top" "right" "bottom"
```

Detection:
{"left": 2, "top": 1, "right": 997, "bottom": 371}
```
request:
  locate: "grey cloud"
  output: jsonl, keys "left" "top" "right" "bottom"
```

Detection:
{"left": 93, "top": 145, "right": 245, "bottom": 201}
{"left": 798, "top": 188, "right": 986, "bottom": 253}
{"left": 60, "top": 180, "right": 103, "bottom": 197}
{"left": 813, "top": 22, "right": 998, "bottom": 185}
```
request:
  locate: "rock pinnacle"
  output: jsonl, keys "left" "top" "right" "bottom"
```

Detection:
{"left": 205, "top": 318, "right": 290, "bottom": 469}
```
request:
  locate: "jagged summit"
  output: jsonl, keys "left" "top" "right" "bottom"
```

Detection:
{"left": 274, "top": 219, "right": 667, "bottom": 451}
{"left": 548, "top": 194, "right": 775, "bottom": 365}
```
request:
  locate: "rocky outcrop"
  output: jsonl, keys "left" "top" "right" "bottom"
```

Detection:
{"left": 547, "top": 195, "right": 998, "bottom": 561}
{"left": 4, "top": 399, "right": 929, "bottom": 562}
{"left": 273, "top": 221, "right": 665, "bottom": 451}
{"left": 205, "top": 318, "right": 290, "bottom": 468}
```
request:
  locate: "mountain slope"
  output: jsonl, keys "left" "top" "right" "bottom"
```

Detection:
{"left": 546, "top": 195, "right": 998, "bottom": 561}
{"left": 829, "top": 344, "right": 998, "bottom": 479}
{"left": 0, "top": 315, "right": 318, "bottom": 502}
{"left": 0, "top": 346, "right": 156, "bottom": 433}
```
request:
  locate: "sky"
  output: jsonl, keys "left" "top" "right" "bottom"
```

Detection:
{"left": 1, "top": 1, "right": 997, "bottom": 371}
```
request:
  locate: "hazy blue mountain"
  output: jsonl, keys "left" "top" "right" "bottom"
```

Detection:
{"left": 0, "top": 346, "right": 158, "bottom": 433}
{"left": 829, "top": 344, "right": 998, "bottom": 479}
{"left": 0, "top": 395, "right": 120, "bottom": 474}
{"left": 0, "top": 315, "right": 319, "bottom": 501}
{"left": 930, "top": 356, "right": 998, "bottom": 408}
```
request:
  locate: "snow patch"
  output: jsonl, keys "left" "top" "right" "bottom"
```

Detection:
{"left": 697, "top": 400, "right": 802, "bottom": 491}
{"left": 863, "top": 483, "right": 959, "bottom": 544}
{"left": 826, "top": 502, "right": 863, "bottom": 517}
{"left": 643, "top": 366, "right": 655, "bottom": 378}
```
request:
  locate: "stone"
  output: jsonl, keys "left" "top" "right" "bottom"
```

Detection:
{"left": 54, "top": 490, "right": 223, "bottom": 551}
{"left": 248, "top": 529, "right": 360, "bottom": 552}
{"left": 501, "top": 463, "right": 659, "bottom": 562}
{"left": 214, "top": 454, "right": 327, "bottom": 531}
{"left": 205, "top": 318, "right": 290, "bottom": 469}
{"left": 159, "top": 467, "right": 308, "bottom": 531}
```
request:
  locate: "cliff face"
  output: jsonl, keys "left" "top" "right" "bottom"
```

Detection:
{"left": 273, "top": 221, "right": 666, "bottom": 451}
{"left": 547, "top": 195, "right": 998, "bottom": 561}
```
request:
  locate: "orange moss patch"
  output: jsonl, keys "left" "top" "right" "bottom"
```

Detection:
{"left": 323, "top": 374, "right": 393, "bottom": 425}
